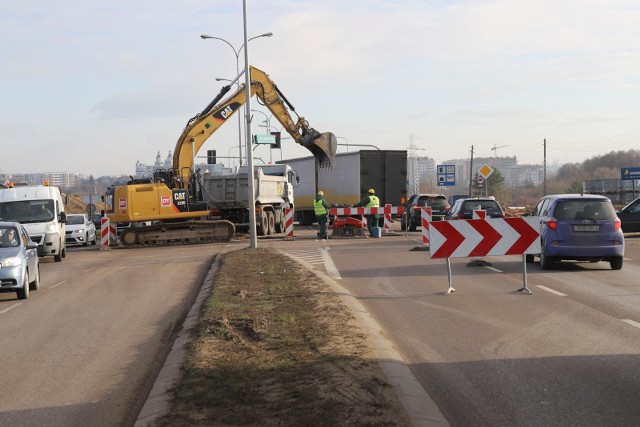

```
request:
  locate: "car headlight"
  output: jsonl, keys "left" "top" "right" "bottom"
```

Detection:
{"left": 46, "top": 222, "right": 57, "bottom": 233}
{"left": 78, "top": 228, "right": 85, "bottom": 233}
{"left": 0, "top": 257, "right": 22, "bottom": 268}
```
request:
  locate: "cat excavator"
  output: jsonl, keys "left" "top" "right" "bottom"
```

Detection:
{"left": 104, "top": 65, "right": 337, "bottom": 247}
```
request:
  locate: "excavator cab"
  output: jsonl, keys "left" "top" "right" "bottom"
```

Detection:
{"left": 299, "top": 130, "right": 337, "bottom": 168}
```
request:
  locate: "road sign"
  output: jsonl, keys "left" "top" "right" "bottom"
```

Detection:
{"left": 477, "top": 163, "right": 494, "bottom": 179}
{"left": 428, "top": 217, "right": 540, "bottom": 259}
{"left": 476, "top": 176, "right": 485, "bottom": 187}
{"left": 621, "top": 167, "right": 640, "bottom": 180}
{"left": 253, "top": 134, "right": 276, "bottom": 145}
{"left": 437, "top": 164, "right": 456, "bottom": 187}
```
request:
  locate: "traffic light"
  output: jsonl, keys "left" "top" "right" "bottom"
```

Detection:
{"left": 207, "top": 150, "right": 216, "bottom": 164}
{"left": 270, "top": 131, "right": 281, "bottom": 149}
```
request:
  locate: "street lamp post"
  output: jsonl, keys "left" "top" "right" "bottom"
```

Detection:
{"left": 200, "top": 31, "right": 273, "bottom": 167}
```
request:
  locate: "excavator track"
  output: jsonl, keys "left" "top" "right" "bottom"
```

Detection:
{"left": 119, "top": 220, "right": 235, "bottom": 248}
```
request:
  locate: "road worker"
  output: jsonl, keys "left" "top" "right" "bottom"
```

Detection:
{"left": 353, "top": 188, "right": 380, "bottom": 237}
{"left": 314, "top": 190, "right": 330, "bottom": 239}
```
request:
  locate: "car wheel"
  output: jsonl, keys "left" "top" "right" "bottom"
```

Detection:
{"left": 29, "top": 265, "right": 40, "bottom": 291}
{"left": 17, "top": 270, "right": 29, "bottom": 300}
{"left": 408, "top": 220, "right": 417, "bottom": 232}
{"left": 83, "top": 233, "right": 89, "bottom": 247}
{"left": 92, "top": 234, "right": 97, "bottom": 245}
{"left": 61, "top": 242, "right": 66, "bottom": 258}
{"left": 54, "top": 250, "right": 62, "bottom": 262}
{"left": 540, "top": 246, "right": 553, "bottom": 270}
{"left": 400, "top": 215, "right": 406, "bottom": 231}
{"left": 525, "top": 254, "right": 534, "bottom": 263}
{"left": 610, "top": 257, "right": 623, "bottom": 270}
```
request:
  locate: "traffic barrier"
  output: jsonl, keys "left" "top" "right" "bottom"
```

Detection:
{"left": 472, "top": 209, "right": 486, "bottom": 219}
{"left": 421, "top": 207, "right": 432, "bottom": 245}
{"left": 383, "top": 204, "right": 393, "bottom": 232}
{"left": 100, "top": 217, "right": 111, "bottom": 250}
{"left": 284, "top": 208, "right": 294, "bottom": 240}
{"left": 329, "top": 206, "right": 404, "bottom": 216}
{"left": 428, "top": 217, "right": 541, "bottom": 295}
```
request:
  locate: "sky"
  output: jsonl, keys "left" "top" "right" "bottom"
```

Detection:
{"left": 1, "top": 0, "right": 639, "bottom": 177}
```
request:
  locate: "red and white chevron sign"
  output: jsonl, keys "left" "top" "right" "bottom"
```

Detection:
{"left": 329, "top": 206, "right": 404, "bottom": 216}
{"left": 428, "top": 217, "right": 541, "bottom": 259}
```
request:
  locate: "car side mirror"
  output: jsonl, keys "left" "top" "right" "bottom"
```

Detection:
{"left": 59, "top": 211, "right": 67, "bottom": 223}
{"left": 27, "top": 241, "right": 38, "bottom": 250}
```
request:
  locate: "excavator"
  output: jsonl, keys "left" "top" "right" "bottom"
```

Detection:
{"left": 104, "top": 65, "right": 337, "bottom": 247}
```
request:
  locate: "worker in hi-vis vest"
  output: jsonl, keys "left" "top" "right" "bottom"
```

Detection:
{"left": 353, "top": 188, "right": 380, "bottom": 237}
{"left": 314, "top": 190, "right": 330, "bottom": 239}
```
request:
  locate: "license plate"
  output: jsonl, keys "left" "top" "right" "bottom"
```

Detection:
{"left": 574, "top": 225, "right": 599, "bottom": 232}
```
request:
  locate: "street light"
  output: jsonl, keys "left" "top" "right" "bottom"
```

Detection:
{"left": 200, "top": 31, "right": 273, "bottom": 167}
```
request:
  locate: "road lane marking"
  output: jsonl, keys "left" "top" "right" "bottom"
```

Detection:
{"left": 50, "top": 281, "right": 66, "bottom": 289}
{"left": 536, "top": 285, "right": 567, "bottom": 297}
{"left": 321, "top": 249, "right": 342, "bottom": 280}
{"left": 0, "top": 302, "right": 22, "bottom": 315}
{"left": 484, "top": 266, "right": 503, "bottom": 273}
{"left": 622, "top": 319, "right": 640, "bottom": 329}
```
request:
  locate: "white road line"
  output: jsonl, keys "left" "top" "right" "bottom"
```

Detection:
{"left": 484, "top": 266, "right": 503, "bottom": 273}
{"left": 321, "top": 249, "right": 342, "bottom": 280}
{"left": 50, "top": 281, "right": 66, "bottom": 289}
{"left": 536, "top": 285, "right": 567, "bottom": 297}
{"left": 622, "top": 319, "right": 640, "bottom": 329}
{"left": 0, "top": 302, "right": 22, "bottom": 315}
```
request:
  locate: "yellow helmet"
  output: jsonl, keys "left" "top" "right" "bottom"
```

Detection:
{"left": 317, "top": 190, "right": 324, "bottom": 196}
{"left": 368, "top": 188, "right": 375, "bottom": 194}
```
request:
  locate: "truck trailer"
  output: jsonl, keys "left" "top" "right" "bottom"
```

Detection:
{"left": 279, "top": 150, "right": 408, "bottom": 225}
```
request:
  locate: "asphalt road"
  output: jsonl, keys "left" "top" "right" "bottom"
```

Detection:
{"left": 2, "top": 226, "right": 638, "bottom": 426}
{"left": 0, "top": 242, "right": 240, "bottom": 427}
{"left": 266, "top": 227, "right": 640, "bottom": 426}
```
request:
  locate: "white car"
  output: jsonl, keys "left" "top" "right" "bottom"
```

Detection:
{"left": 65, "top": 214, "right": 97, "bottom": 246}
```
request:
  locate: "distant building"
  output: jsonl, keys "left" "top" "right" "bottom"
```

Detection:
{"left": 135, "top": 150, "right": 233, "bottom": 179}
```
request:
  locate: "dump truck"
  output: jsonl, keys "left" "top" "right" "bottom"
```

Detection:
{"left": 202, "top": 164, "right": 297, "bottom": 236}
{"left": 279, "top": 150, "right": 408, "bottom": 225}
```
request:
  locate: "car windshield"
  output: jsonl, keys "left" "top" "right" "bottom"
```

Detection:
{"left": 68, "top": 215, "right": 85, "bottom": 225}
{"left": 462, "top": 200, "right": 500, "bottom": 211}
{"left": 554, "top": 200, "right": 616, "bottom": 221}
{"left": 418, "top": 197, "right": 447, "bottom": 208}
{"left": 0, "top": 200, "right": 54, "bottom": 223}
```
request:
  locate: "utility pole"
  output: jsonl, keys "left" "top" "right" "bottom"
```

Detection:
{"left": 543, "top": 138, "right": 547, "bottom": 196}
{"left": 468, "top": 145, "right": 474, "bottom": 196}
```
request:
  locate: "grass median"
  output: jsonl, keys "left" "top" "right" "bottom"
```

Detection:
{"left": 157, "top": 247, "right": 410, "bottom": 426}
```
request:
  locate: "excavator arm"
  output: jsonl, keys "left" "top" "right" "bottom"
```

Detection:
{"left": 173, "top": 65, "right": 336, "bottom": 188}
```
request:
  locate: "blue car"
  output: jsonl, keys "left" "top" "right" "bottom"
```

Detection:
{"left": 0, "top": 222, "right": 40, "bottom": 299}
{"left": 527, "top": 194, "right": 624, "bottom": 270}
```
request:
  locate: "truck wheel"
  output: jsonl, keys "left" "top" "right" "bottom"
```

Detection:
{"left": 257, "top": 215, "right": 267, "bottom": 236}
{"left": 267, "top": 212, "right": 276, "bottom": 235}
{"left": 275, "top": 212, "right": 285, "bottom": 233}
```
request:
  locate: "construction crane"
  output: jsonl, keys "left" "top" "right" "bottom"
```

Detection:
{"left": 491, "top": 144, "right": 510, "bottom": 156}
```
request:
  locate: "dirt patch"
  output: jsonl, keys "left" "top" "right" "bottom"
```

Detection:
{"left": 158, "top": 247, "right": 411, "bottom": 426}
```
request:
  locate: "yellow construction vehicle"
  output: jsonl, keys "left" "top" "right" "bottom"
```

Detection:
{"left": 104, "top": 65, "right": 336, "bottom": 247}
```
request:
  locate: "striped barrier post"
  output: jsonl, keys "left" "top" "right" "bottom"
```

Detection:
{"left": 100, "top": 217, "right": 111, "bottom": 250}
{"left": 383, "top": 204, "right": 392, "bottom": 232}
{"left": 472, "top": 209, "right": 486, "bottom": 219}
{"left": 421, "top": 207, "right": 432, "bottom": 245}
{"left": 284, "top": 208, "right": 294, "bottom": 240}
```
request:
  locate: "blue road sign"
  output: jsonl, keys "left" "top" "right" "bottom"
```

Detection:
{"left": 437, "top": 164, "right": 455, "bottom": 187}
{"left": 621, "top": 167, "right": 640, "bottom": 180}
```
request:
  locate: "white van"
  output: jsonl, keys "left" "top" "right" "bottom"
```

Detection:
{"left": 0, "top": 184, "right": 67, "bottom": 261}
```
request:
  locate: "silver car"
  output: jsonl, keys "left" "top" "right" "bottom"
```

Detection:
{"left": 65, "top": 214, "right": 97, "bottom": 246}
{"left": 0, "top": 222, "right": 40, "bottom": 299}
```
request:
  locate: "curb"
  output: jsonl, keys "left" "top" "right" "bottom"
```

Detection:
{"left": 134, "top": 255, "right": 221, "bottom": 426}
{"left": 281, "top": 251, "right": 449, "bottom": 427}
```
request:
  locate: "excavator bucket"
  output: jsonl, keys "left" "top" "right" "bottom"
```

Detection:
{"left": 299, "top": 131, "right": 337, "bottom": 168}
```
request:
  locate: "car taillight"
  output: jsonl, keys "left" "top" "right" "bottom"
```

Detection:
{"left": 546, "top": 219, "right": 558, "bottom": 231}
{"left": 614, "top": 218, "right": 622, "bottom": 231}
{"left": 445, "top": 205, "right": 451, "bottom": 212}
{"left": 457, "top": 213, "right": 464, "bottom": 219}
{"left": 412, "top": 206, "right": 421, "bottom": 211}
